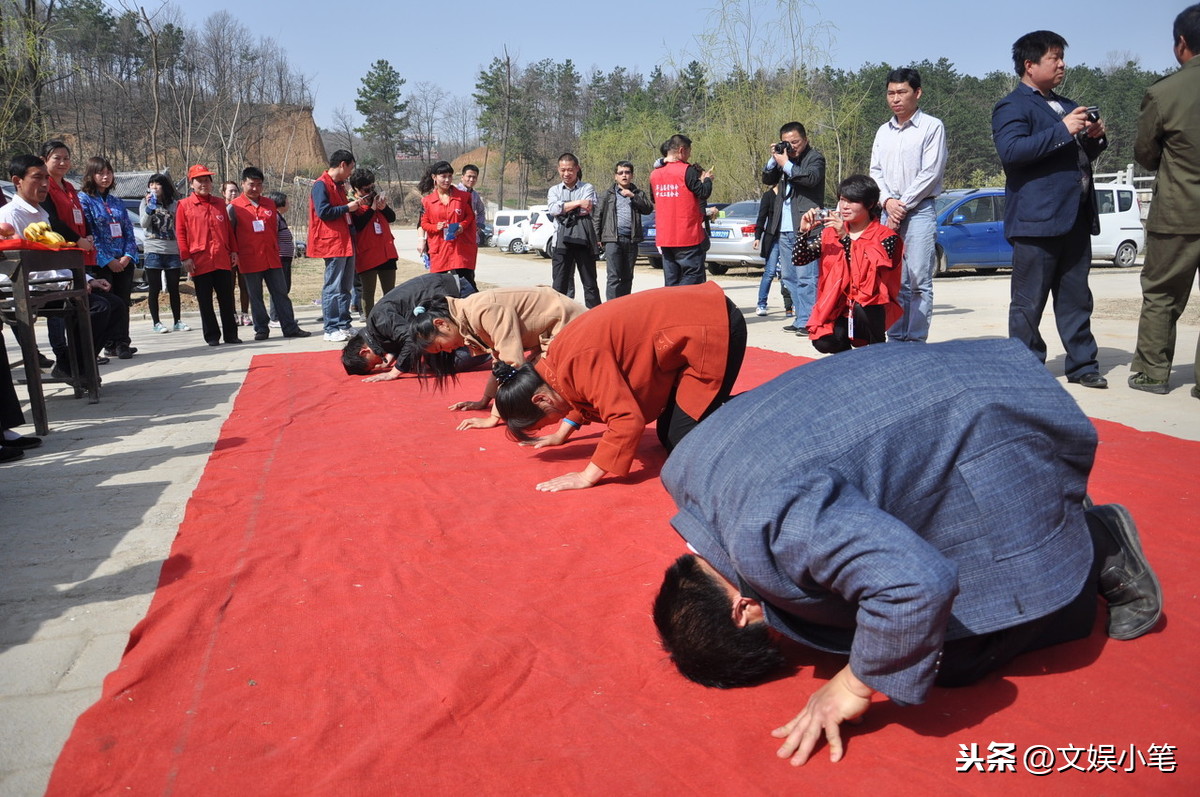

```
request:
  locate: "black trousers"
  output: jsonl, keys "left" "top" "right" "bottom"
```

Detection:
{"left": 656, "top": 298, "right": 748, "bottom": 450}
{"left": 604, "top": 238, "right": 637, "bottom": 300}
{"left": 193, "top": 269, "right": 239, "bottom": 344}
{"left": 1, "top": 327, "right": 26, "bottom": 430}
{"left": 1009, "top": 206, "right": 1100, "bottom": 379}
{"left": 47, "top": 289, "right": 128, "bottom": 370}
{"left": 936, "top": 513, "right": 1103, "bottom": 688}
{"left": 552, "top": 243, "right": 601, "bottom": 308}
{"left": 811, "top": 303, "right": 888, "bottom": 354}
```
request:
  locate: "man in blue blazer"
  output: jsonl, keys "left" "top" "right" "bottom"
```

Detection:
{"left": 992, "top": 31, "right": 1108, "bottom": 388}
{"left": 653, "top": 340, "right": 1162, "bottom": 766}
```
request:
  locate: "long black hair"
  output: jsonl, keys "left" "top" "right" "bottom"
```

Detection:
{"left": 402, "top": 296, "right": 459, "bottom": 385}
{"left": 492, "top": 360, "right": 549, "bottom": 441}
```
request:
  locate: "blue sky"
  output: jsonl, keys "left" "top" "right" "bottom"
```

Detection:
{"left": 175, "top": 0, "right": 1182, "bottom": 128}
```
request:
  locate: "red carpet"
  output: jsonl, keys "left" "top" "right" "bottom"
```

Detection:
{"left": 48, "top": 349, "right": 1199, "bottom": 796}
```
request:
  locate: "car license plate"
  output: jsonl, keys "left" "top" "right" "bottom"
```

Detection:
{"left": 710, "top": 229, "right": 730, "bottom": 239}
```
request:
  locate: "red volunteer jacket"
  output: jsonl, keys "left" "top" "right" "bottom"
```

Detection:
{"left": 229, "top": 194, "right": 282, "bottom": 273}
{"left": 176, "top": 193, "right": 237, "bottom": 276}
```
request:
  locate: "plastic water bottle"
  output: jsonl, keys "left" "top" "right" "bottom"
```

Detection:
{"left": 422, "top": 253, "right": 431, "bottom": 270}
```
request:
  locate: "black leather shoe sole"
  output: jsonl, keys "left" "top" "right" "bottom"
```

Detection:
{"left": 1089, "top": 504, "right": 1162, "bottom": 640}
{"left": 3, "top": 435, "right": 42, "bottom": 449}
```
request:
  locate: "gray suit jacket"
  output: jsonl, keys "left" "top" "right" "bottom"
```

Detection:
{"left": 1134, "top": 56, "right": 1200, "bottom": 234}
{"left": 661, "top": 339, "right": 1096, "bottom": 705}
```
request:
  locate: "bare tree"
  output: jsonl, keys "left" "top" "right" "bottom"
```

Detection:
{"left": 407, "top": 80, "right": 446, "bottom": 165}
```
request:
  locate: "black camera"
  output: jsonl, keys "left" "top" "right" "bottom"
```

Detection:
{"left": 773, "top": 141, "right": 789, "bottom": 155}
{"left": 1085, "top": 106, "right": 1101, "bottom": 122}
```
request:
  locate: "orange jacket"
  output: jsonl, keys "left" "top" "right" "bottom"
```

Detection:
{"left": 535, "top": 281, "right": 731, "bottom": 476}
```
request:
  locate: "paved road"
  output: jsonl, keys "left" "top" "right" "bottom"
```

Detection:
{"left": 1, "top": 230, "right": 1195, "bottom": 794}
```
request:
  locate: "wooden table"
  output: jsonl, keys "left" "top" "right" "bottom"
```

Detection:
{"left": 1, "top": 248, "right": 100, "bottom": 435}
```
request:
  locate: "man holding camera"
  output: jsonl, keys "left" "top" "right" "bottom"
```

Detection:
{"left": 869, "top": 68, "right": 947, "bottom": 343}
{"left": 761, "top": 122, "right": 825, "bottom": 334}
{"left": 992, "top": 30, "right": 1108, "bottom": 388}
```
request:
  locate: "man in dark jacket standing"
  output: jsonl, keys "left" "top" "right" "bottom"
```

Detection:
{"left": 595, "top": 160, "right": 654, "bottom": 300}
{"left": 992, "top": 31, "right": 1108, "bottom": 388}
{"left": 762, "top": 122, "right": 825, "bottom": 334}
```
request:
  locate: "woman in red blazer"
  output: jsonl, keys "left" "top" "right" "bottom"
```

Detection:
{"left": 493, "top": 282, "right": 746, "bottom": 492}
{"left": 418, "top": 161, "right": 477, "bottom": 290}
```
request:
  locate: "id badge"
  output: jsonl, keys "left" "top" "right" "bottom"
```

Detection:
{"left": 374, "top": 221, "right": 383, "bottom": 235}
{"left": 252, "top": 219, "right": 266, "bottom": 233}
{"left": 73, "top": 208, "right": 84, "bottom": 225}
{"left": 109, "top": 221, "right": 123, "bottom": 237}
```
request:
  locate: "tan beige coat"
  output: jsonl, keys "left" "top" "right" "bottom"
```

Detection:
{"left": 446, "top": 287, "right": 586, "bottom": 366}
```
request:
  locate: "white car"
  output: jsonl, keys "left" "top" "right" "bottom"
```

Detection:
{"left": 524, "top": 206, "right": 554, "bottom": 258}
{"left": 492, "top": 210, "right": 531, "bottom": 252}
{"left": 495, "top": 219, "right": 529, "bottom": 254}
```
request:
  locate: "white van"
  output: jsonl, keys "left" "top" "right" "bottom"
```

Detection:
{"left": 1092, "top": 183, "right": 1144, "bottom": 267}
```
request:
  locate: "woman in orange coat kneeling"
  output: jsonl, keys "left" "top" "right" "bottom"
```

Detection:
{"left": 493, "top": 282, "right": 746, "bottom": 492}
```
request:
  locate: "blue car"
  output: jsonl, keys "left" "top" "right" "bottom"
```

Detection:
{"left": 934, "top": 188, "right": 1009, "bottom": 275}
{"left": 934, "top": 185, "right": 1145, "bottom": 275}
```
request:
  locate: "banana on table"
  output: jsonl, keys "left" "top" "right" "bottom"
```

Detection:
{"left": 23, "top": 221, "right": 68, "bottom": 247}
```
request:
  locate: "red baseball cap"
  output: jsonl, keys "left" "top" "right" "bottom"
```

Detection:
{"left": 187, "top": 164, "right": 214, "bottom": 180}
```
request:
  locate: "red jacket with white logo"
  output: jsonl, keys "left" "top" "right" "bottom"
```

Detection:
{"left": 228, "top": 194, "right": 282, "bottom": 273}
{"left": 176, "top": 193, "right": 237, "bottom": 276}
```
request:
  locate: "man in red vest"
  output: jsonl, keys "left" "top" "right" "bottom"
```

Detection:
{"left": 228, "top": 167, "right": 310, "bottom": 341}
{"left": 649, "top": 134, "right": 713, "bottom": 286}
{"left": 309, "top": 149, "right": 367, "bottom": 342}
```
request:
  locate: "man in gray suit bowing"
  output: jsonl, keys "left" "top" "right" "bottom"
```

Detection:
{"left": 653, "top": 339, "right": 1162, "bottom": 767}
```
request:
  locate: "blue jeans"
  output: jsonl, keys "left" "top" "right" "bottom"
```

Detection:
{"left": 886, "top": 199, "right": 937, "bottom": 342}
{"left": 321, "top": 256, "right": 354, "bottom": 334}
{"left": 244, "top": 268, "right": 300, "bottom": 336}
{"left": 778, "top": 232, "right": 815, "bottom": 321}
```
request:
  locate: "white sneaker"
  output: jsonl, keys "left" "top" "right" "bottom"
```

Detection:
{"left": 755, "top": 306, "right": 768, "bottom": 317}
{"left": 173, "top": 320, "right": 191, "bottom": 331}
{"left": 153, "top": 322, "right": 170, "bottom": 333}
{"left": 344, "top": 325, "right": 357, "bottom": 336}
{"left": 323, "top": 329, "right": 350, "bottom": 342}
{"left": 268, "top": 320, "right": 282, "bottom": 329}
